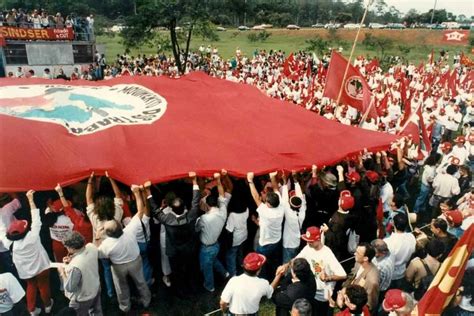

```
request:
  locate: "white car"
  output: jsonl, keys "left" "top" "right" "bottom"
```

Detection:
{"left": 369, "top": 23, "right": 385, "bottom": 29}
{"left": 286, "top": 24, "right": 300, "bottom": 30}
{"left": 110, "top": 25, "right": 126, "bottom": 32}
{"left": 216, "top": 26, "right": 226, "bottom": 31}
{"left": 252, "top": 25, "right": 265, "bottom": 30}
{"left": 344, "top": 23, "right": 360, "bottom": 29}
{"left": 238, "top": 25, "right": 250, "bottom": 31}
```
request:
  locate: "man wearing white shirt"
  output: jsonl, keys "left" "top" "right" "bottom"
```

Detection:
{"left": 98, "top": 185, "right": 151, "bottom": 312}
{"left": 296, "top": 226, "right": 347, "bottom": 316}
{"left": 383, "top": 214, "right": 416, "bottom": 289}
{"left": 195, "top": 172, "right": 230, "bottom": 292}
{"left": 248, "top": 172, "right": 285, "bottom": 280}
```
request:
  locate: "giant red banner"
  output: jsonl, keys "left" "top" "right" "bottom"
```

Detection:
{"left": 0, "top": 26, "right": 74, "bottom": 41}
{"left": 442, "top": 30, "right": 469, "bottom": 44}
{"left": 0, "top": 73, "right": 398, "bottom": 191}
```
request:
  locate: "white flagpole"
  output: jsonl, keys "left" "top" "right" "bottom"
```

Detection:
{"left": 335, "top": 0, "right": 373, "bottom": 105}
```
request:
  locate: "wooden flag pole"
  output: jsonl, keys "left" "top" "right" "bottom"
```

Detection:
{"left": 335, "top": 0, "right": 372, "bottom": 105}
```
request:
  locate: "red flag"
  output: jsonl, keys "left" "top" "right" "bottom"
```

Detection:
{"left": 0, "top": 73, "right": 398, "bottom": 191}
{"left": 417, "top": 61, "right": 424, "bottom": 73}
{"left": 448, "top": 71, "right": 458, "bottom": 98}
{"left": 398, "top": 105, "right": 431, "bottom": 160}
{"left": 460, "top": 52, "right": 474, "bottom": 67}
{"left": 399, "top": 78, "right": 412, "bottom": 127}
{"left": 283, "top": 53, "right": 301, "bottom": 81}
{"left": 414, "top": 224, "right": 474, "bottom": 315}
{"left": 323, "top": 51, "right": 376, "bottom": 119}
{"left": 438, "top": 70, "right": 451, "bottom": 87}
{"left": 375, "top": 94, "right": 389, "bottom": 116}
{"left": 366, "top": 58, "right": 380, "bottom": 73}
{"left": 429, "top": 49, "right": 434, "bottom": 65}
{"left": 442, "top": 30, "right": 470, "bottom": 44}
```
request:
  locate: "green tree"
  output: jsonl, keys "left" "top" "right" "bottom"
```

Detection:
{"left": 122, "top": 0, "right": 216, "bottom": 74}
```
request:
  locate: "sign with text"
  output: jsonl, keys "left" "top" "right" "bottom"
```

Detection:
{"left": 0, "top": 26, "right": 74, "bottom": 41}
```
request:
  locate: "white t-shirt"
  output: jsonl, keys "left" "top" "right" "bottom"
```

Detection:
{"left": 226, "top": 209, "right": 249, "bottom": 247}
{"left": 0, "top": 199, "right": 21, "bottom": 252}
{"left": 98, "top": 213, "right": 142, "bottom": 264}
{"left": 49, "top": 214, "right": 74, "bottom": 242}
{"left": 256, "top": 198, "right": 284, "bottom": 246}
{"left": 297, "top": 245, "right": 347, "bottom": 302}
{"left": 384, "top": 232, "right": 416, "bottom": 280}
{"left": 0, "top": 273, "right": 25, "bottom": 313}
{"left": 221, "top": 273, "right": 273, "bottom": 314}
{"left": 281, "top": 184, "right": 306, "bottom": 249}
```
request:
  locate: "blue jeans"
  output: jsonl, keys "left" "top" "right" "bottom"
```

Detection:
{"left": 282, "top": 247, "right": 298, "bottom": 264}
{"left": 200, "top": 243, "right": 227, "bottom": 291}
{"left": 138, "top": 242, "right": 153, "bottom": 286}
{"left": 100, "top": 258, "right": 114, "bottom": 298}
{"left": 226, "top": 245, "right": 243, "bottom": 277}
{"left": 256, "top": 241, "right": 281, "bottom": 281}
{"left": 413, "top": 183, "right": 430, "bottom": 213}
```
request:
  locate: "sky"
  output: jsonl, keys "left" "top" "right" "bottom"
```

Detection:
{"left": 383, "top": 0, "right": 474, "bottom": 17}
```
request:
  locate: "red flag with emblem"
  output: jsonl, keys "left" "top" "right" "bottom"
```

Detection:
{"left": 0, "top": 73, "right": 398, "bottom": 191}
{"left": 323, "top": 51, "right": 376, "bottom": 118}
{"left": 413, "top": 224, "right": 474, "bottom": 315}
{"left": 283, "top": 53, "right": 301, "bottom": 81}
{"left": 442, "top": 30, "right": 470, "bottom": 44}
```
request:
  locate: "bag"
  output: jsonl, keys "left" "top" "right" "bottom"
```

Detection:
{"left": 414, "top": 259, "right": 436, "bottom": 300}
{"left": 428, "top": 194, "right": 441, "bottom": 207}
{"left": 347, "top": 229, "right": 360, "bottom": 254}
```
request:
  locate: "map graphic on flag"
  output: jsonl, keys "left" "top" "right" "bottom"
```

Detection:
{"left": 0, "top": 84, "right": 167, "bottom": 135}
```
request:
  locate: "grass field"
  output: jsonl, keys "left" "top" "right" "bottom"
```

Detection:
{"left": 97, "top": 28, "right": 473, "bottom": 64}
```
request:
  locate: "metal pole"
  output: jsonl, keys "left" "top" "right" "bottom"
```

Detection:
{"left": 430, "top": 0, "right": 438, "bottom": 24}
{"left": 335, "top": 0, "right": 372, "bottom": 105}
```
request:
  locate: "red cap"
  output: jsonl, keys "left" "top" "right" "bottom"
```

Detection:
{"left": 445, "top": 210, "right": 463, "bottom": 227}
{"left": 440, "top": 142, "right": 452, "bottom": 151}
{"left": 339, "top": 190, "right": 355, "bottom": 210}
{"left": 346, "top": 171, "right": 361, "bottom": 183}
{"left": 243, "top": 253, "right": 266, "bottom": 271}
{"left": 454, "top": 136, "right": 465, "bottom": 143}
{"left": 366, "top": 170, "right": 379, "bottom": 183}
{"left": 7, "top": 220, "right": 28, "bottom": 236}
{"left": 383, "top": 289, "right": 406, "bottom": 311}
{"left": 439, "top": 108, "right": 446, "bottom": 115}
{"left": 301, "top": 226, "right": 321, "bottom": 242}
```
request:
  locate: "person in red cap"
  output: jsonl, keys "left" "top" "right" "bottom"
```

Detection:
{"left": 321, "top": 189, "right": 355, "bottom": 261}
{"left": 435, "top": 141, "right": 454, "bottom": 174}
{"left": 295, "top": 226, "right": 347, "bottom": 316}
{"left": 445, "top": 210, "right": 465, "bottom": 238}
{"left": 0, "top": 190, "right": 53, "bottom": 315}
{"left": 382, "top": 289, "right": 415, "bottom": 315}
{"left": 220, "top": 252, "right": 274, "bottom": 315}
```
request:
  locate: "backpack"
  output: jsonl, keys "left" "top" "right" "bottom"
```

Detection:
{"left": 414, "top": 259, "right": 436, "bottom": 300}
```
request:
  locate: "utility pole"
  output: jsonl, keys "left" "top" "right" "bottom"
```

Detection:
{"left": 430, "top": 0, "right": 438, "bottom": 24}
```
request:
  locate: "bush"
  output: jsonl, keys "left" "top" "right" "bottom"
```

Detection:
{"left": 247, "top": 32, "right": 259, "bottom": 42}
{"left": 247, "top": 30, "right": 271, "bottom": 43}
{"left": 306, "top": 37, "right": 330, "bottom": 55}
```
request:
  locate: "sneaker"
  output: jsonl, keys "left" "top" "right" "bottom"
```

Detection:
{"left": 203, "top": 284, "right": 215, "bottom": 293}
{"left": 162, "top": 275, "right": 171, "bottom": 287}
{"left": 44, "top": 299, "right": 54, "bottom": 314}
{"left": 30, "top": 307, "right": 41, "bottom": 316}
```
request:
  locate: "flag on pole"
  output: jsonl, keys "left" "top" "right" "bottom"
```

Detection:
{"left": 413, "top": 224, "right": 474, "bottom": 315}
{"left": 460, "top": 52, "right": 474, "bottom": 67}
{"left": 429, "top": 49, "right": 434, "bottom": 65}
{"left": 283, "top": 53, "right": 302, "bottom": 81}
{"left": 322, "top": 51, "right": 377, "bottom": 119}
{"left": 448, "top": 71, "right": 458, "bottom": 98}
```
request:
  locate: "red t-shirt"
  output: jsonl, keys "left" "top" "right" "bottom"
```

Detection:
{"left": 335, "top": 306, "right": 370, "bottom": 316}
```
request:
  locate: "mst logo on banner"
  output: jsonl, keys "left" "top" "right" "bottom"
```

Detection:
{"left": 442, "top": 30, "right": 470, "bottom": 43}
{"left": 0, "top": 26, "right": 74, "bottom": 41}
{"left": 0, "top": 84, "right": 168, "bottom": 135}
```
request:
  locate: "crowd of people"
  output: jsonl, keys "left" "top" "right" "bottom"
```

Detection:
{"left": 1, "top": 44, "right": 473, "bottom": 316}
{"left": 0, "top": 8, "right": 94, "bottom": 40}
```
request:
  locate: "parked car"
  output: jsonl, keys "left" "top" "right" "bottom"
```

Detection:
{"left": 311, "top": 23, "right": 325, "bottom": 28}
{"left": 216, "top": 26, "right": 226, "bottom": 31}
{"left": 110, "top": 24, "right": 126, "bottom": 32}
{"left": 368, "top": 23, "right": 385, "bottom": 29}
{"left": 238, "top": 25, "right": 250, "bottom": 31}
{"left": 386, "top": 23, "right": 406, "bottom": 29}
{"left": 286, "top": 24, "right": 300, "bottom": 30}
{"left": 441, "top": 22, "right": 460, "bottom": 29}
{"left": 459, "top": 23, "right": 471, "bottom": 30}
{"left": 344, "top": 23, "right": 361, "bottom": 29}
{"left": 429, "top": 24, "right": 447, "bottom": 30}
{"left": 260, "top": 24, "right": 273, "bottom": 28}
{"left": 325, "top": 23, "right": 341, "bottom": 29}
